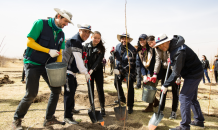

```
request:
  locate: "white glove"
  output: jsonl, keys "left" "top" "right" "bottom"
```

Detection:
{"left": 161, "top": 85, "right": 168, "bottom": 94}
{"left": 210, "top": 69, "right": 213, "bottom": 72}
{"left": 49, "top": 49, "right": 60, "bottom": 58}
{"left": 175, "top": 77, "right": 181, "bottom": 85}
{"left": 85, "top": 73, "right": 91, "bottom": 82}
{"left": 113, "top": 69, "right": 120, "bottom": 75}
{"left": 143, "top": 75, "right": 148, "bottom": 84}
{"left": 88, "top": 69, "right": 93, "bottom": 75}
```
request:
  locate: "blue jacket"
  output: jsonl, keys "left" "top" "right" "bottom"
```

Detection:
{"left": 115, "top": 43, "right": 136, "bottom": 75}
{"left": 163, "top": 35, "right": 203, "bottom": 87}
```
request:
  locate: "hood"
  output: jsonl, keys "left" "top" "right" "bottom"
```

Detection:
{"left": 168, "top": 35, "right": 185, "bottom": 52}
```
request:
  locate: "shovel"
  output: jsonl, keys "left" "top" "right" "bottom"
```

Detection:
{"left": 87, "top": 79, "right": 104, "bottom": 123}
{"left": 84, "top": 54, "right": 104, "bottom": 124}
{"left": 148, "top": 62, "right": 171, "bottom": 130}
{"left": 112, "top": 51, "right": 127, "bottom": 121}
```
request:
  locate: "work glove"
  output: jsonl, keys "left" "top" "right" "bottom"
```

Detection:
{"left": 210, "top": 69, "right": 213, "bottom": 72}
{"left": 151, "top": 74, "right": 157, "bottom": 83}
{"left": 88, "top": 69, "right": 93, "bottom": 75}
{"left": 110, "top": 47, "right": 115, "bottom": 52}
{"left": 85, "top": 73, "right": 91, "bottom": 82}
{"left": 167, "top": 58, "right": 171, "bottom": 64}
{"left": 143, "top": 75, "right": 148, "bottom": 84}
{"left": 49, "top": 49, "right": 60, "bottom": 58}
{"left": 113, "top": 69, "right": 120, "bottom": 75}
{"left": 175, "top": 77, "right": 181, "bottom": 85}
{"left": 161, "top": 85, "right": 168, "bottom": 94}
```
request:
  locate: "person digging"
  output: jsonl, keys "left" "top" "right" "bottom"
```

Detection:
{"left": 112, "top": 33, "right": 137, "bottom": 114}
{"left": 153, "top": 34, "right": 205, "bottom": 130}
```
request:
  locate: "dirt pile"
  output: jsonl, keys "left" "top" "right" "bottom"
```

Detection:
{"left": 61, "top": 122, "right": 145, "bottom": 130}
{"left": 0, "top": 75, "right": 14, "bottom": 86}
{"left": 33, "top": 91, "right": 118, "bottom": 107}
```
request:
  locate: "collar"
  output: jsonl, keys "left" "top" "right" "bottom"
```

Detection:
{"left": 48, "top": 18, "right": 62, "bottom": 33}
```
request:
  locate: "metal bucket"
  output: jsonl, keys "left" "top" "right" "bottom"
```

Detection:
{"left": 45, "top": 62, "right": 67, "bottom": 87}
{"left": 142, "top": 82, "right": 157, "bottom": 103}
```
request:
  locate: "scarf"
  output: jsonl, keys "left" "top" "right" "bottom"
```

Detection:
{"left": 51, "top": 18, "right": 62, "bottom": 31}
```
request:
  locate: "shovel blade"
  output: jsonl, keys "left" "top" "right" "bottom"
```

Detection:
{"left": 88, "top": 110, "right": 104, "bottom": 123}
{"left": 114, "top": 107, "right": 127, "bottom": 121}
{"left": 148, "top": 113, "right": 164, "bottom": 130}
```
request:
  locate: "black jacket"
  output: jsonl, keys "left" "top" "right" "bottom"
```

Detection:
{"left": 201, "top": 60, "right": 210, "bottom": 69}
{"left": 163, "top": 35, "right": 203, "bottom": 87}
{"left": 84, "top": 42, "right": 105, "bottom": 71}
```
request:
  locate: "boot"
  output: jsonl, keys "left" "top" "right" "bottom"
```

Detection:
{"left": 142, "top": 103, "right": 153, "bottom": 112}
{"left": 153, "top": 97, "right": 159, "bottom": 107}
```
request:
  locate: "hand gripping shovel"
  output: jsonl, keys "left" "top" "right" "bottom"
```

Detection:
{"left": 148, "top": 62, "right": 171, "bottom": 130}
{"left": 87, "top": 79, "right": 104, "bottom": 123}
{"left": 112, "top": 51, "right": 127, "bottom": 121}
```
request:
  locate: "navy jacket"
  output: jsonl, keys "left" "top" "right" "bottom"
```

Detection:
{"left": 163, "top": 35, "right": 203, "bottom": 87}
{"left": 25, "top": 20, "right": 64, "bottom": 65}
{"left": 115, "top": 43, "right": 136, "bottom": 75}
{"left": 62, "top": 32, "right": 84, "bottom": 73}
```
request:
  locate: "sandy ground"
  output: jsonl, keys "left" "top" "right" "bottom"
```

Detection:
{"left": 0, "top": 59, "right": 218, "bottom": 130}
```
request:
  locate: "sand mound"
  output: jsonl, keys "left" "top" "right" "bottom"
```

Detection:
{"left": 33, "top": 91, "right": 118, "bottom": 107}
{"left": 0, "top": 75, "right": 14, "bottom": 86}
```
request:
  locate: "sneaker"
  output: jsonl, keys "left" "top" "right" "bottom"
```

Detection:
{"left": 43, "top": 116, "right": 65, "bottom": 127}
{"left": 100, "top": 108, "right": 106, "bottom": 117}
{"left": 128, "top": 106, "right": 133, "bottom": 114}
{"left": 72, "top": 109, "right": 80, "bottom": 114}
{"left": 169, "top": 126, "right": 183, "bottom": 130}
{"left": 169, "top": 111, "right": 177, "bottom": 120}
{"left": 12, "top": 119, "right": 23, "bottom": 130}
{"left": 64, "top": 118, "right": 79, "bottom": 124}
{"left": 190, "top": 120, "right": 204, "bottom": 128}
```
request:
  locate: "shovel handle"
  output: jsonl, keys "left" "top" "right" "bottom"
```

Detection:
{"left": 112, "top": 52, "right": 122, "bottom": 107}
{"left": 157, "top": 62, "right": 171, "bottom": 116}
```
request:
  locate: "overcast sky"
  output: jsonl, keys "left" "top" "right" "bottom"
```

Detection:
{"left": 0, "top": 0, "right": 218, "bottom": 62}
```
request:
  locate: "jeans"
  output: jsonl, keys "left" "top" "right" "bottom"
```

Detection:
{"left": 202, "top": 69, "right": 210, "bottom": 83}
{"left": 14, "top": 63, "right": 61, "bottom": 120}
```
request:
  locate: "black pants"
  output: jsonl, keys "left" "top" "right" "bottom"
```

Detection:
{"left": 214, "top": 70, "right": 218, "bottom": 83}
{"left": 160, "top": 69, "right": 180, "bottom": 112}
{"left": 21, "top": 67, "right": 25, "bottom": 81}
{"left": 88, "top": 69, "right": 105, "bottom": 108}
{"left": 136, "top": 67, "right": 142, "bottom": 88}
{"left": 114, "top": 74, "right": 134, "bottom": 107}
{"left": 64, "top": 74, "right": 78, "bottom": 118}
{"left": 110, "top": 63, "right": 114, "bottom": 74}
{"left": 14, "top": 63, "right": 61, "bottom": 120}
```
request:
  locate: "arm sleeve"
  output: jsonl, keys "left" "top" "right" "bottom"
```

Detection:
{"left": 27, "top": 37, "right": 50, "bottom": 53}
{"left": 56, "top": 49, "right": 62, "bottom": 62}
{"left": 163, "top": 50, "right": 185, "bottom": 87}
{"left": 154, "top": 48, "right": 162, "bottom": 74}
{"left": 91, "top": 53, "right": 104, "bottom": 71}
{"left": 27, "top": 19, "right": 43, "bottom": 41}
{"left": 73, "top": 52, "right": 88, "bottom": 75}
